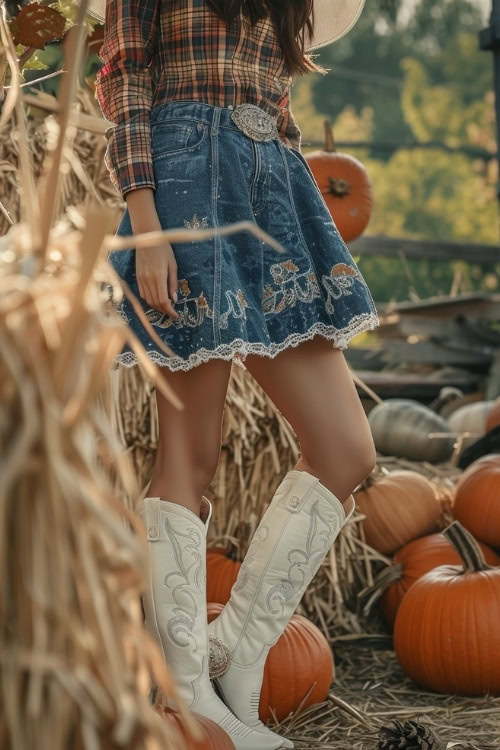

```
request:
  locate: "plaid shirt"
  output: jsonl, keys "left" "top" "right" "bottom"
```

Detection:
{"left": 95, "top": 0, "right": 302, "bottom": 198}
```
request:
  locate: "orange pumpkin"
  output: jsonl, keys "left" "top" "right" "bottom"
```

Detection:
{"left": 354, "top": 470, "right": 441, "bottom": 555}
{"left": 206, "top": 547, "right": 241, "bottom": 605}
{"left": 158, "top": 707, "right": 235, "bottom": 749}
{"left": 382, "top": 533, "right": 500, "bottom": 627}
{"left": 486, "top": 399, "right": 500, "bottom": 432}
{"left": 394, "top": 521, "right": 500, "bottom": 695}
{"left": 208, "top": 603, "right": 333, "bottom": 722}
{"left": 305, "top": 120, "right": 373, "bottom": 242}
{"left": 453, "top": 454, "right": 500, "bottom": 549}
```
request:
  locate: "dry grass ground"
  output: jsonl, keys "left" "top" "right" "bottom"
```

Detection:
{"left": 277, "top": 645, "right": 500, "bottom": 749}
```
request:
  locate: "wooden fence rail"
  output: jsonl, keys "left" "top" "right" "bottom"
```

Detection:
{"left": 348, "top": 235, "right": 500, "bottom": 265}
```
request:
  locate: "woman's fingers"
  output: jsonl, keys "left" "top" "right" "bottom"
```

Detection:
{"left": 156, "top": 254, "right": 179, "bottom": 318}
{"left": 168, "top": 260, "right": 179, "bottom": 306}
{"left": 137, "top": 276, "right": 157, "bottom": 309}
{"left": 156, "top": 275, "right": 179, "bottom": 318}
{"left": 155, "top": 257, "right": 179, "bottom": 318}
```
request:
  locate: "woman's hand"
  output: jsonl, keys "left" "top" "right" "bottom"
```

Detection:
{"left": 136, "top": 236, "right": 179, "bottom": 318}
{"left": 125, "top": 187, "right": 180, "bottom": 319}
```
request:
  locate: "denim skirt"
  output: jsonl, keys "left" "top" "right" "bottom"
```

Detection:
{"left": 108, "top": 100, "right": 379, "bottom": 372}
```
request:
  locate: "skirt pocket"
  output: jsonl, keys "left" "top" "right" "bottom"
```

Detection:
{"left": 151, "top": 120, "right": 209, "bottom": 160}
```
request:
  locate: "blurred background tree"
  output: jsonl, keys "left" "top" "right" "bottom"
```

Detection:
{"left": 293, "top": 0, "right": 499, "bottom": 302}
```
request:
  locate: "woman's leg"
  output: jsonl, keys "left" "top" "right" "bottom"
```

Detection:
{"left": 208, "top": 336, "right": 376, "bottom": 744}
{"left": 137, "top": 357, "right": 283, "bottom": 749}
{"left": 243, "top": 334, "right": 376, "bottom": 501}
{"left": 147, "top": 358, "right": 233, "bottom": 516}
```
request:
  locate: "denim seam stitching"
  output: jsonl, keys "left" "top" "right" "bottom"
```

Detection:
{"left": 210, "top": 109, "right": 222, "bottom": 347}
{"left": 249, "top": 140, "right": 262, "bottom": 213}
{"left": 277, "top": 140, "right": 332, "bottom": 313}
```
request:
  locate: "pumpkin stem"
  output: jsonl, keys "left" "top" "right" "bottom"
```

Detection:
{"left": 359, "top": 563, "right": 403, "bottom": 615}
{"left": 443, "top": 521, "right": 494, "bottom": 573}
{"left": 323, "top": 119, "right": 336, "bottom": 153}
{"left": 322, "top": 119, "right": 351, "bottom": 198}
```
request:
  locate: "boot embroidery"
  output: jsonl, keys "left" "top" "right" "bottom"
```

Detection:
{"left": 163, "top": 518, "right": 204, "bottom": 648}
{"left": 217, "top": 712, "right": 254, "bottom": 737}
{"left": 266, "top": 499, "right": 341, "bottom": 617}
{"left": 306, "top": 500, "right": 341, "bottom": 574}
{"left": 233, "top": 526, "right": 269, "bottom": 593}
{"left": 190, "top": 655, "right": 208, "bottom": 705}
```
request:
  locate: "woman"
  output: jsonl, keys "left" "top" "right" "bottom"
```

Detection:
{"left": 93, "top": 1, "right": 379, "bottom": 748}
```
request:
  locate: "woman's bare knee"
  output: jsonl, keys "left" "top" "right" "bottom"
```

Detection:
{"left": 297, "top": 430, "right": 376, "bottom": 501}
{"left": 148, "top": 359, "right": 231, "bottom": 513}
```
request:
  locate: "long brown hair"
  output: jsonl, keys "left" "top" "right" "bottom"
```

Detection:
{"left": 205, "top": 0, "right": 328, "bottom": 76}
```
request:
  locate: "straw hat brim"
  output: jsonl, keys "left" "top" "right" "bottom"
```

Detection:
{"left": 303, "top": 0, "right": 366, "bottom": 51}
{"left": 81, "top": 0, "right": 365, "bottom": 51}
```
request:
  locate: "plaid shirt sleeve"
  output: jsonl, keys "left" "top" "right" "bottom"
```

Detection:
{"left": 94, "top": 0, "right": 159, "bottom": 197}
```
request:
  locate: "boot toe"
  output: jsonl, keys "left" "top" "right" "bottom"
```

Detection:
{"left": 256, "top": 726, "right": 294, "bottom": 748}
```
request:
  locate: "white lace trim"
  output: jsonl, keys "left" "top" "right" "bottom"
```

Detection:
{"left": 114, "top": 313, "right": 379, "bottom": 372}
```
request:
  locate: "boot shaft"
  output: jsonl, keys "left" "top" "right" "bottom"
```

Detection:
{"left": 136, "top": 498, "right": 210, "bottom": 708}
{"left": 210, "top": 470, "right": 354, "bottom": 668}
{"left": 136, "top": 497, "right": 285, "bottom": 749}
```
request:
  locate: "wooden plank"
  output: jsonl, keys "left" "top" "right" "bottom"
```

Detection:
{"left": 344, "top": 348, "right": 385, "bottom": 370}
{"left": 303, "top": 139, "right": 492, "bottom": 159}
{"left": 354, "top": 370, "right": 482, "bottom": 402}
{"left": 349, "top": 236, "right": 500, "bottom": 265}
{"left": 380, "top": 294, "right": 500, "bottom": 322}
{"left": 380, "top": 340, "right": 492, "bottom": 368}
{"left": 381, "top": 317, "right": 500, "bottom": 345}
{"left": 376, "top": 313, "right": 500, "bottom": 342}
{"left": 384, "top": 292, "right": 500, "bottom": 314}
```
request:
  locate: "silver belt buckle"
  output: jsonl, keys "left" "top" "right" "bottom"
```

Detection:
{"left": 231, "top": 103, "right": 279, "bottom": 141}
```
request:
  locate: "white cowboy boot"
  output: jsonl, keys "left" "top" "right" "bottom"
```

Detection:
{"left": 136, "top": 496, "right": 284, "bottom": 750}
{"left": 208, "top": 470, "right": 355, "bottom": 749}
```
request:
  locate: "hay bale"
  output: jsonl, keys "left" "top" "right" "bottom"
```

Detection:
{"left": 0, "top": 84, "right": 124, "bottom": 237}
{"left": 0, "top": 21, "right": 193, "bottom": 744}
{"left": 0, "top": 211, "right": 198, "bottom": 749}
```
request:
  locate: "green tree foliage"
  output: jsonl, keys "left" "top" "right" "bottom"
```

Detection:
{"left": 308, "top": 0, "right": 490, "bottom": 150}
{"left": 401, "top": 38, "right": 493, "bottom": 145}
{"left": 364, "top": 148, "right": 496, "bottom": 242}
{"left": 293, "top": 0, "right": 499, "bottom": 301}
